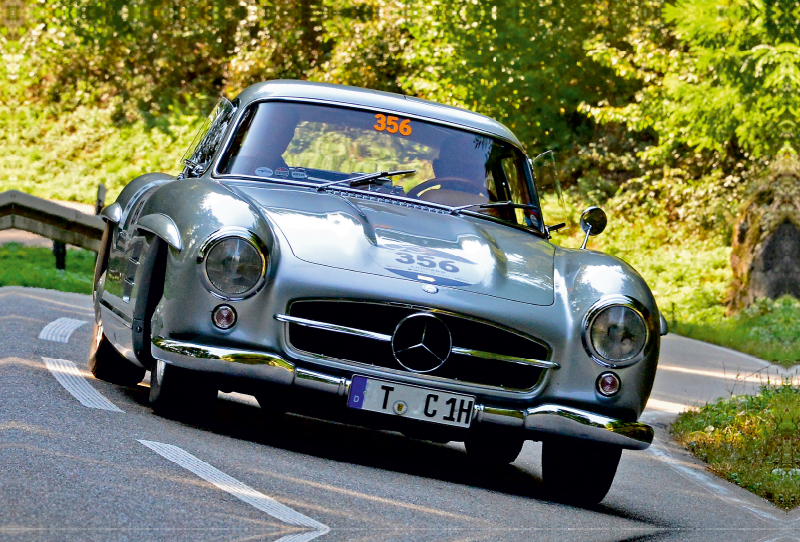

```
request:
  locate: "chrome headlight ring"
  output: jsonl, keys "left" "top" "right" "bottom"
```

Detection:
{"left": 581, "top": 295, "right": 652, "bottom": 368}
{"left": 197, "top": 227, "right": 268, "bottom": 301}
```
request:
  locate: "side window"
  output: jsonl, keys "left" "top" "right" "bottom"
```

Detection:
{"left": 182, "top": 97, "right": 237, "bottom": 176}
{"left": 502, "top": 155, "right": 540, "bottom": 229}
{"left": 218, "top": 105, "right": 257, "bottom": 174}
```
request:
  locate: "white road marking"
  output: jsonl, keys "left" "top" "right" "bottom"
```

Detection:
{"left": 647, "top": 437, "right": 784, "bottom": 523}
{"left": 645, "top": 398, "right": 694, "bottom": 414}
{"left": 138, "top": 440, "right": 330, "bottom": 539}
{"left": 42, "top": 357, "right": 123, "bottom": 412}
{"left": 658, "top": 364, "right": 800, "bottom": 384}
{"left": 39, "top": 318, "right": 88, "bottom": 343}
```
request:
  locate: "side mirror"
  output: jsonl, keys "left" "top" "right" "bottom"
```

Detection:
{"left": 579, "top": 206, "right": 607, "bottom": 249}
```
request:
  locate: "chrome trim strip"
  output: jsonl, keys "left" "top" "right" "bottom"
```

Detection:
{"left": 277, "top": 313, "right": 557, "bottom": 369}
{"left": 152, "top": 337, "right": 294, "bottom": 371}
{"left": 286, "top": 299, "right": 552, "bottom": 361}
{"left": 293, "top": 349, "right": 548, "bottom": 395}
{"left": 295, "top": 368, "right": 350, "bottom": 396}
{"left": 475, "top": 403, "right": 653, "bottom": 449}
{"left": 275, "top": 314, "right": 393, "bottom": 342}
{"left": 100, "top": 297, "right": 132, "bottom": 326}
{"left": 451, "top": 347, "right": 559, "bottom": 369}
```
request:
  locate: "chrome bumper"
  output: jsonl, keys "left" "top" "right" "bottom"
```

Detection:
{"left": 152, "top": 338, "right": 653, "bottom": 450}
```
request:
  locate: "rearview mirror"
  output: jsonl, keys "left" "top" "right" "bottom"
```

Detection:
{"left": 579, "top": 206, "right": 607, "bottom": 249}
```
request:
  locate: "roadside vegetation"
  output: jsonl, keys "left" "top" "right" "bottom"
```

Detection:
{"left": 672, "top": 382, "right": 800, "bottom": 510}
{"left": 2, "top": 103, "right": 202, "bottom": 204}
{"left": 0, "top": 243, "right": 95, "bottom": 294}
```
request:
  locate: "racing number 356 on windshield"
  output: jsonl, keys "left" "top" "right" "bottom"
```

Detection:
{"left": 374, "top": 114, "right": 412, "bottom": 136}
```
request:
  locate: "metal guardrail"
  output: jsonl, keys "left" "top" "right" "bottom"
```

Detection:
{"left": 0, "top": 190, "right": 105, "bottom": 252}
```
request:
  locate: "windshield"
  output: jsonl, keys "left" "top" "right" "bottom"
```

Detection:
{"left": 218, "top": 101, "right": 542, "bottom": 230}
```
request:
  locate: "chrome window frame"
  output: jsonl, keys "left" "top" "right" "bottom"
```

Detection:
{"left": 196, "top": 226, "right": 269, "bottom": 301}
{"left": 581, "top": 295, "right": 652, "bottom": 369}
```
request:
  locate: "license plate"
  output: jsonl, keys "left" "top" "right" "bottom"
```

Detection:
{"left": 347, "top": 375, "right": 475, "bottom": 428}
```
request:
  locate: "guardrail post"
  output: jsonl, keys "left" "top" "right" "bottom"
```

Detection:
{"left": 53, "top": 241, "right": 66, "bottom": 270}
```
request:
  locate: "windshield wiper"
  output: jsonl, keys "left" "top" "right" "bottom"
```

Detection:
{"left": 449, "top": 200, "right": 537, "bottom": 215}
{"left": 316, "top": 170, "right": 416, "bottom": 192}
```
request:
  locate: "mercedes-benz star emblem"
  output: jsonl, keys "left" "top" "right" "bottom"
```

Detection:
{"left": 391, "top": 313, "right": 452, "bottom": 373}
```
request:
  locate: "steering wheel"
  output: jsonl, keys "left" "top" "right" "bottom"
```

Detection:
{"left": 407, "top": 177, "right": 489, "bottom": 199}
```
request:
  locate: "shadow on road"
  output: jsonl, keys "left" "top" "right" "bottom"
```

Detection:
{"left": 118, "top": 384, "right": 675, "bottom": 527}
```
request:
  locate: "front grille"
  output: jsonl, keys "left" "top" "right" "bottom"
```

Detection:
{"left": 286, "top": 300, "right": 550, "bottom": 390}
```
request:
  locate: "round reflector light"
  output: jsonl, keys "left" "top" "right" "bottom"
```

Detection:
{"left": 597, "top": 372, "right": 621, "bottom": 397}
{"left": 212, "top": 305, "right": 237, "bottom": 329}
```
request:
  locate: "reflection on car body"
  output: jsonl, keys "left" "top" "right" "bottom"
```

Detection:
{"left": 90, "top": 80, "right": 664, "bottom": 506}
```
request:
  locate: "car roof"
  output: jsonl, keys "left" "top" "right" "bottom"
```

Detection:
{"left": 234, "top": 80, "right": 524, "bottom": 150}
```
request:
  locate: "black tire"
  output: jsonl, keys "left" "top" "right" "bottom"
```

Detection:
{"left": 464, "top": 428, "right": 525, "bottom": 465}
{"left": 149, "top": 358, "right": 217, "bottom": 417}
{"left": 541, "top": 437, "right": 623, "bottom": 505}
{"left": 88, "top": 322, "right": 146, "bottom": 386}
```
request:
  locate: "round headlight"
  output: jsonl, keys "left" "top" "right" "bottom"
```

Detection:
{"left": 204, "top": 237, "right": 264, "bottom": 295}
{"left": 589, "top": 305, "right": 647, "bottom": 363}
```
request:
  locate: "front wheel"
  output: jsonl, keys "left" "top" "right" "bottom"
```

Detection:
{"left": 149, "top": 358, "right": 217, "bottom": 417}
{"left": 88, "top": 322, "right": 146, "bottom": 386}
{"left": 541, "top": 437, "right": 623, "bottom": 505}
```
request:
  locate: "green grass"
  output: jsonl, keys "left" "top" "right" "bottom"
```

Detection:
{"left": 675, "top": 297, "right": 800, "bottom": 365}
{"left": 0, "top": 243, "right": 96, "bottom": 294}
{"left": 1, "top": 102, "right": 203, "bottom": 204}
{"left": 672, "top": 383, "right": 800, "bottom": 510}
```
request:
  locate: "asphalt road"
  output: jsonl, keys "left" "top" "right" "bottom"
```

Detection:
{"left": 3, "top": 286, "right": 799, "bottom": 542}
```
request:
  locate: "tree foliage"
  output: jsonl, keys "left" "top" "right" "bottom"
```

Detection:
{"left": 401, "top": 0, "right": 640, "bottom": 153}
{"left": 18, "top": 0, "right": 642, "bottom": 156}
{"left": 9, "top": 0, "right": 798, "bottom": 230}
{"left": 586, "top": 0, "right": 800, "bottom": 161}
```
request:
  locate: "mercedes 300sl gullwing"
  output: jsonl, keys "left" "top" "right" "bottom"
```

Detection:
{"left": 90, "top": 80, "right": 666, "bottom": 505}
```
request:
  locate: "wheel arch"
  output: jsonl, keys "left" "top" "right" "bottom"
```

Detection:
{"left": 135, "top": 213, "right": 182, "bottom": 251}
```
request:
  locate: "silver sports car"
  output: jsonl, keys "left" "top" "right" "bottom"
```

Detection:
{"left": 91, "top": 80, "right": 665, "bottom": 505}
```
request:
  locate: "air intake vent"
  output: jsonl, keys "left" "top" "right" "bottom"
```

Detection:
{"left": 286, "top": 300, "right": 550, "bottom": 391}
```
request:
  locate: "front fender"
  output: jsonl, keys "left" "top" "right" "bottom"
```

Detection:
{"left": 140, "top": 179, "right": 283, "bottom": 354}
{"left": 543, "top": 246, "right": 660, "bottom": 420}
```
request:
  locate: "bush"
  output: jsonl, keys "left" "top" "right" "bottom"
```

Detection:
{"left": 673, "top": 382, "right": 800, "bottom": 510}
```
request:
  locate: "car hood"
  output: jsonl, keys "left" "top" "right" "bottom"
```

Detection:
{"left": 233, "top": 185, "right": 555, "bottom": 306}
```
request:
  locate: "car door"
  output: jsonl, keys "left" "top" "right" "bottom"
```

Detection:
{"left": 101, "top": 182, "right": 168, "bottom": 359}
